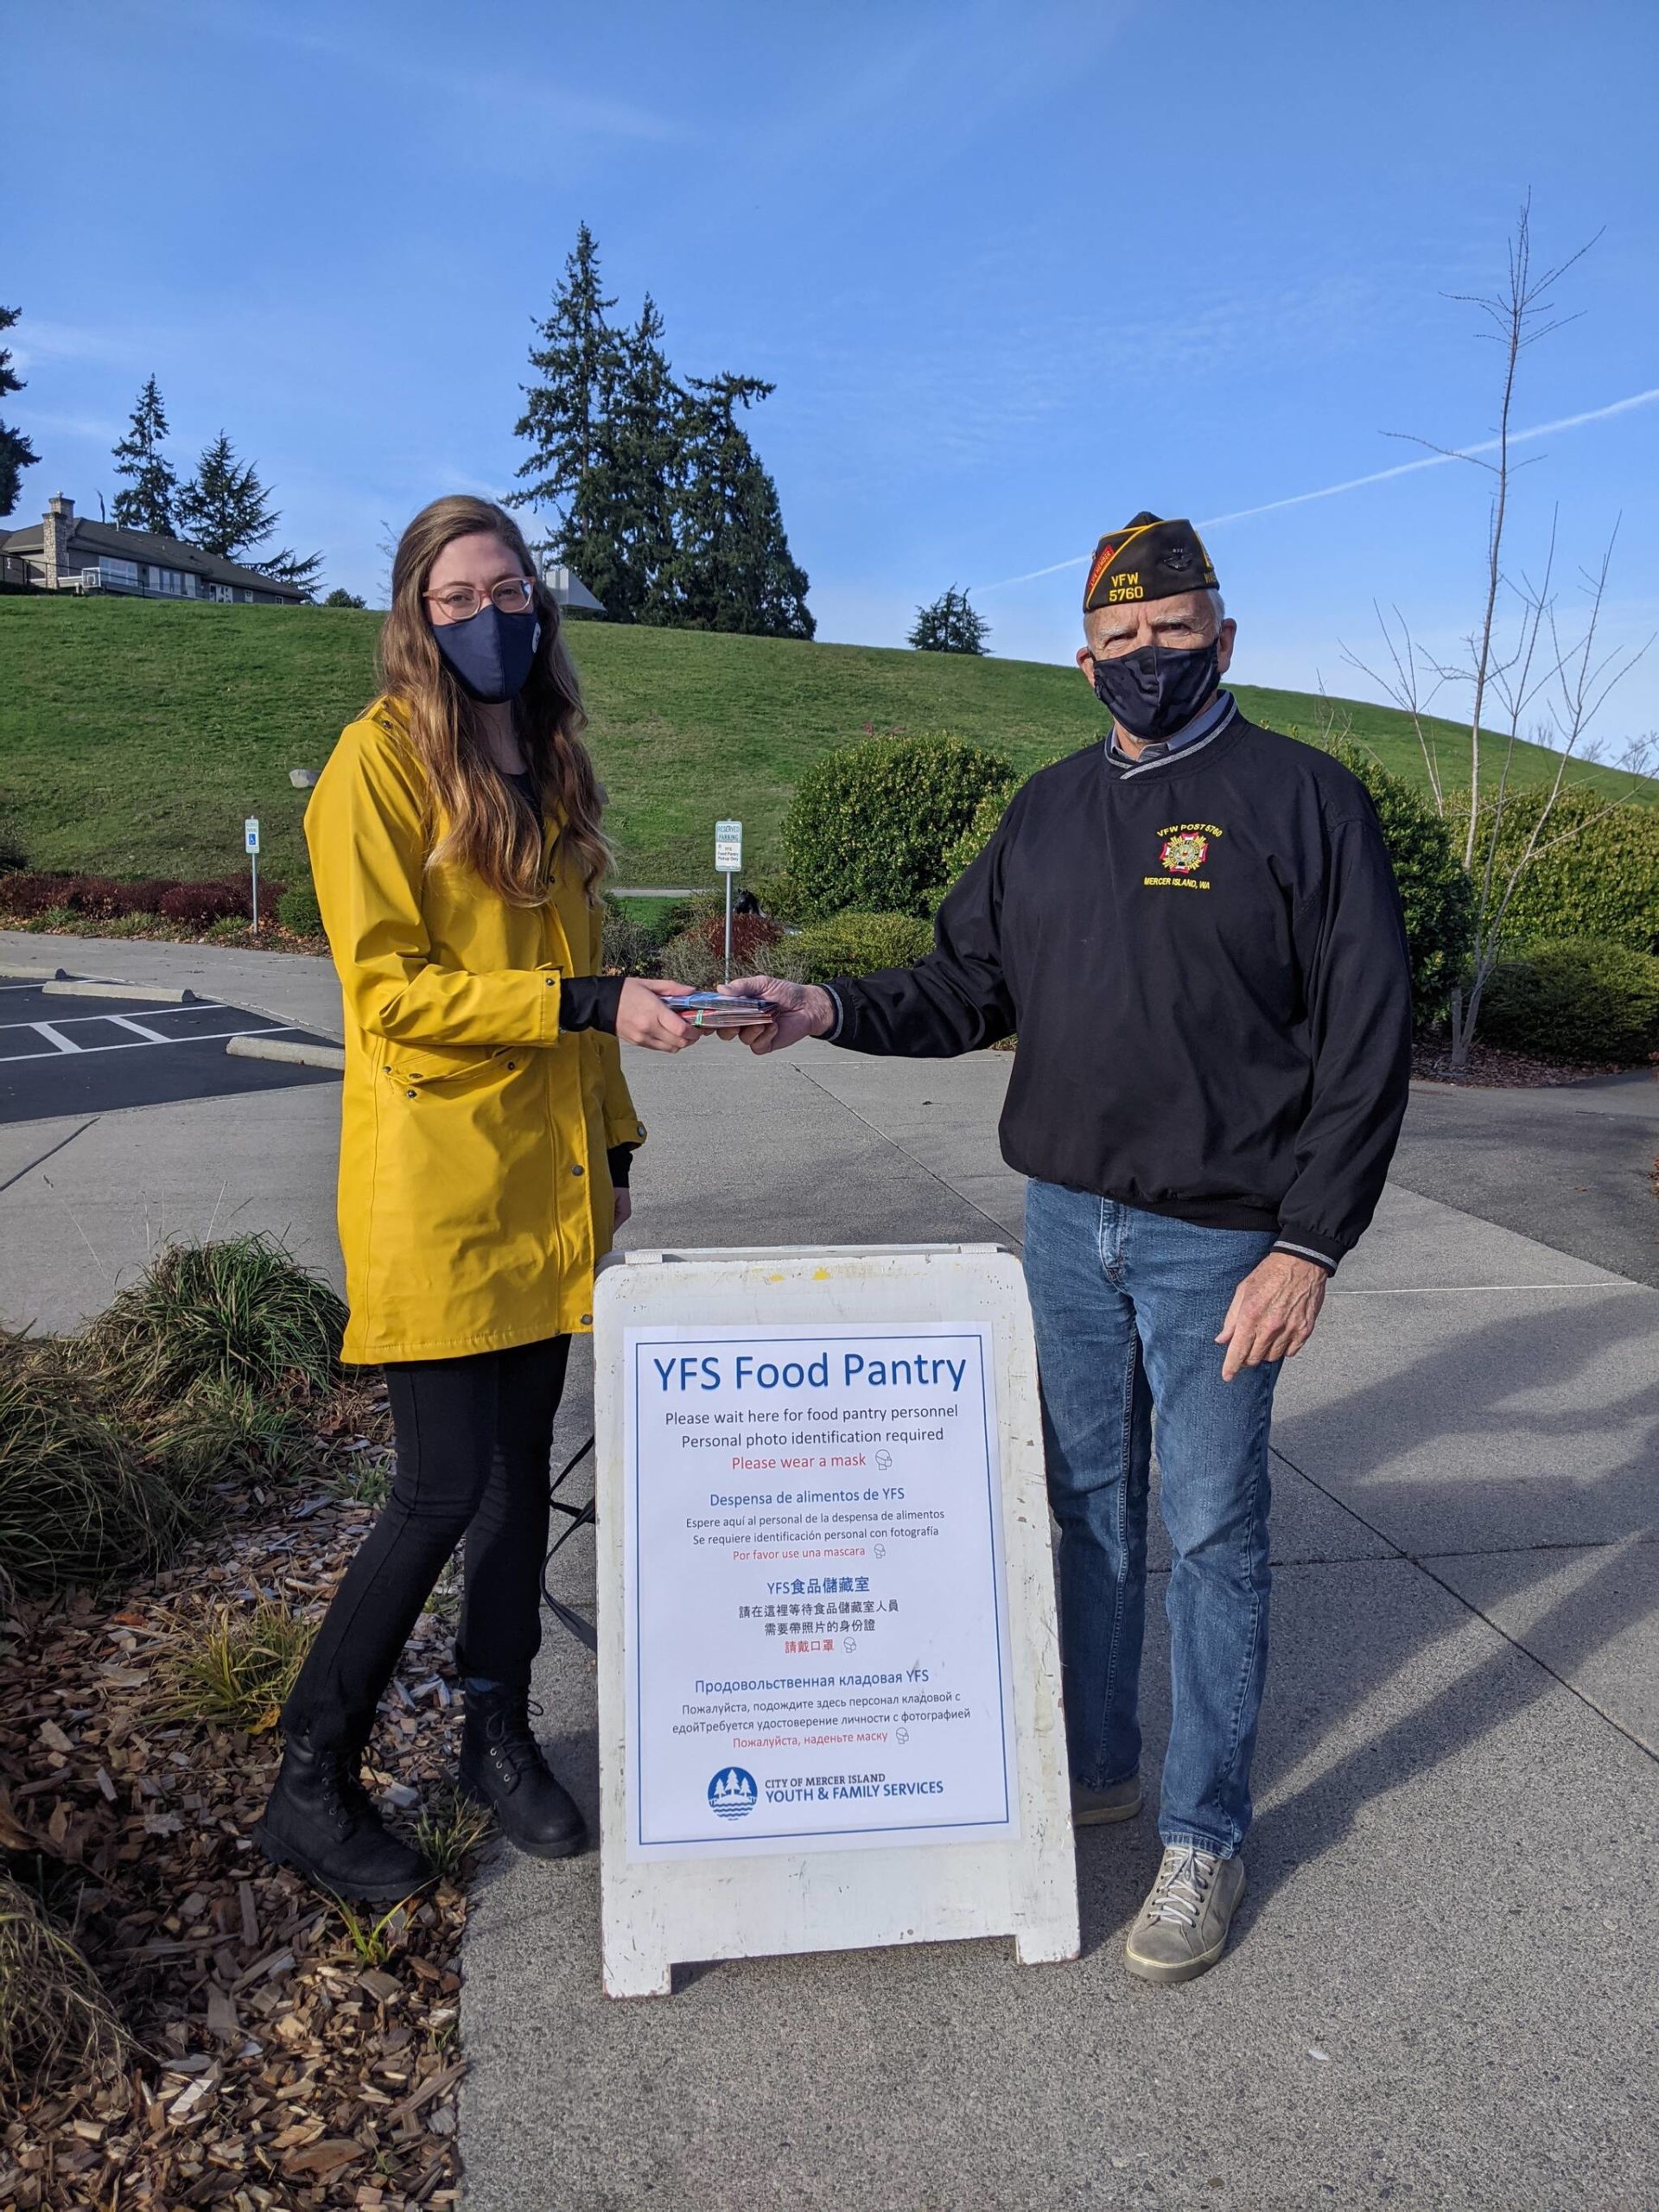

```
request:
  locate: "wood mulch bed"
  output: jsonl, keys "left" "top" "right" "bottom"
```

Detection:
{"left": 1, "top": 1434, "right": 481, "bottom": 2209}
{"left": 1410, "top": 1039, "right": 1651, "bottom": 1088}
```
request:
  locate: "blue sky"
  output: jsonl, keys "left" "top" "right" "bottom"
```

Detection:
{"left": 10, "top": 0, "right": 1659, "bottom": 739}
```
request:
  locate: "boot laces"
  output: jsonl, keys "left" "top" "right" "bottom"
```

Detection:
{"left": 318, "top": 1753, "right": 373, "bottom": 1838}
{"left": 486, "top": 1695, "right": 546, "bottom": 1777}
{"left": 1146, "top": 1845, "right": 1217, "bottom": 1930}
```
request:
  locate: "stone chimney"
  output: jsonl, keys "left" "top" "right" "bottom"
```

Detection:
{"left": 41, "top": 494, "right": 75, "bottom": 590}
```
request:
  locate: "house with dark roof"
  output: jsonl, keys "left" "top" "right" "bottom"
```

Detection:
{"left": 0, "top": 494, "right": 306, "bottom": 605}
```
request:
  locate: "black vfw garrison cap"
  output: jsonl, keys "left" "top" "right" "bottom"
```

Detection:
{"left": 1083, "top": 512, "right": 1218, "bottom": 612}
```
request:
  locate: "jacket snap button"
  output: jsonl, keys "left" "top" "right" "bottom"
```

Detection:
{"left": 572, "top": 1164, "right": 584, "bottom": 1177}
{"left": 505, "top": 1060, "right": 516, "bottom": 1071}
{"left": 405, "top": 1089, "right": 416, "bottom": 1099}
{"left": 581, "top": 1314, "right": 593, "bottom": 1326}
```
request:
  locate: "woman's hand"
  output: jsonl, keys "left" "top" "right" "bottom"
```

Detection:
{"left": 613, "top": 1190, "right": 633, "bottom": 1230}
{"left": 616, "top": 977, "right": 706, "bottom": 1052}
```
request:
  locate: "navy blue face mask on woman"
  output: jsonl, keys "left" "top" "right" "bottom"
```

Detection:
{"left": 433, "top": 604, "right": 541, "bottom": 703}
{"left": 1090, "top": 637, "right": 1219, "bottom": 742}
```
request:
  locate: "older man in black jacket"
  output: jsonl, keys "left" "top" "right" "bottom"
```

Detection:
{"left": 729, "top": 514, "right": 1412, "bottom": 1985}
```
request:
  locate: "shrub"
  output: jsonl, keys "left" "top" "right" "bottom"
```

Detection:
{"left": 0, "top": 871, "right": 176, "bottom": 920}
{"left": 772, "top": 910, "right": 935, "bottom": 983}
{"left": 655, "top": 928, "right": 722, "bottom": 990}
{"left": 0, "top": 1872, "right": 126, "bottom": 2107}
{"left": 0, "top": 1338, "right": 172, "bottom": 1597}
{"left": 157, "top": 878, "right": 252, "bottom": 928}
{"left": 1313, "top": 738, "right": 1477, "bottom": 1027}
{"left": 782, "top": 733, "right": 1016, "bottom": 919}
{"left": 84, "top": 1233, "right": 346, "bottom": 1411}
{"left": 933, "top": 785, "right": 1014, "bottom": 899}
{"left": 658, "top": 907, "right": 782, "bottom": 988}
{"left": 742, "top": 868, "right": 809, "bottom": 925}
{"left": 0, "top": 817, "right": 28, "bottom": 874}
{"left": 601, "top": 897, "right": 662, "bottom": 976}
{"left": 277, "top": 876, "right": 325, "bottom": 937}
{"left": 1478, "top": 938, "right": 1659, "bottom": 1065}
{"left": 1448, "top": 783, "right": 1659, "bottom": 952}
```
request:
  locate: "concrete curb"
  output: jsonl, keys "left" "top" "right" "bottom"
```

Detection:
{"left": 0, "top": 963, "right": 69, "bottom": 982}
{"left": 41, "top": 979, "right": 200, "bottom": 1006}
{"left": 226, "top": 1033, "right": 346, "bottom": 1073}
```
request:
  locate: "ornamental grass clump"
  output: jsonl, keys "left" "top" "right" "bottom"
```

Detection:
{"left": 139, "top": 1376, "right": 320, "bottom": 1510}
{"left": 155, "top": 1596, "right": 315, "bottom": 1732}
{"left": 84, "top": 1233, "right": 346, "bottom": 1412}
{"left": 0, "top": 1337, "right": 172, "bottom": 1598}
{"left": 0, "top": 1873, "right": 126, "bottom": 2115}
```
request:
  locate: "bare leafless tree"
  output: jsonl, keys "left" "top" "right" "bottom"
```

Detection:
{"left": 1340, "top": 200, "right": 1653, "bottom": 1074}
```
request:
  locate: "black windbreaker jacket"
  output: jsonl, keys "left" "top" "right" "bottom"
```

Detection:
{"left": 829, "top": 711, "right": 1413, "bottom": 1270}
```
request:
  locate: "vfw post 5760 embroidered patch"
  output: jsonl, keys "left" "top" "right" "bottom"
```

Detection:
{"left": 1144, "top": 822, "right": 1223, "bottom": 893}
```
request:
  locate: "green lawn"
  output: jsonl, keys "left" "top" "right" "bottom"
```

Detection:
{"left": 2, "top": 596, "right": 1649, "bottom": 890}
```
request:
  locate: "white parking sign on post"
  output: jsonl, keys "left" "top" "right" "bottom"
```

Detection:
{"left": 245, "top": 817, "right": 261, "bottom": 932}
{"left": 714, "top": 820, "right": 742, "bottom": 979}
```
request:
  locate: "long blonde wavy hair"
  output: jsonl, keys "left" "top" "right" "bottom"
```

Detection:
{"left": 376, "top": 496, "right": 612, "bottom": 905}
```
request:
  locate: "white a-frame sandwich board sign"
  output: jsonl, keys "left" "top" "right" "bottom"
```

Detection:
{"left": 594, "top": 1242, "right": 1079, "bottom": 1999}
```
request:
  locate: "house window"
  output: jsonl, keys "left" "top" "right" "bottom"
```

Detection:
{"left": 98, "top": 557, "right": 142, "bottom": 592}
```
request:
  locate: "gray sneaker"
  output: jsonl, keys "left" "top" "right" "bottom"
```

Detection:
{"left": 1123, "top": 1845, "right": 1246, "bottom": 1985}
{"left": 1071, "top": 1776, "right": 1143, "bottom": 1827}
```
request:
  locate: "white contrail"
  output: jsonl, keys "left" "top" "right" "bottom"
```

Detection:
{"left": 971, "top": 386, "right": 1659, "bottom": 594}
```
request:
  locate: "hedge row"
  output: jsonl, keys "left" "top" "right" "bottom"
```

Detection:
{"left": 0, "top": 868, "right": 332, "bottom": 935}
{"left": 0, "top": 870, "right": 286, "bottom": 929}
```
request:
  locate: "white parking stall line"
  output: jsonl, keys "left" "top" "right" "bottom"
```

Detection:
{"left": 2, "top": 1024, "right": 302, "bottom": 1067}
{"left": 0, "top": 1002, "right": 230, "bottom": 1032}
{"left": 30, "top": 1022, "right": 84, "bottom": 1055}
{"left": 104, "top": 1013, "right": 175, "bottom": 1044}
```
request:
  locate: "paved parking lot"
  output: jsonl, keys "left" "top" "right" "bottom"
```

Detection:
{"left": 0, "top": 976, "right": 340, "bottom": 1126}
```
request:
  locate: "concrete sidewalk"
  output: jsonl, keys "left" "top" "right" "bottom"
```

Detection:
{"left": 1, "top": 935, "right": 1654, "bottom": 2206}
{"left": 462, "top": 1039, "right": 1659, "bottom": 2212}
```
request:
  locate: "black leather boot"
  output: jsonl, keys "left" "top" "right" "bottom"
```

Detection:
{"left": 255, "top": 1734, "right": 432, "bottom": 1903}
{"left": 459, "top": 1687, "right": 587, "bottom": 1859}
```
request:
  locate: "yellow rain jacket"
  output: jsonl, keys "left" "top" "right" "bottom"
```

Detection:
{"left": 305, "top": 699, "right": 645, "bottom": 1365}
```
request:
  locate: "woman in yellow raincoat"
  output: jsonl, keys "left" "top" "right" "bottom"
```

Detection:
{"left": 257, "top": 496, "right": 702, "bottom": 1902}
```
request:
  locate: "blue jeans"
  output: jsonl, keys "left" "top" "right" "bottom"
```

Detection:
{"left": 1023, "top": 1180, "right": 1281, "bottom": 1858}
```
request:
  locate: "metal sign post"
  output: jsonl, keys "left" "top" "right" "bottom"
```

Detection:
{"left": 245, "top": 817, "right": 261, "bottom": 933}
{"left": 714, "top": 819, "right": 742, "bottom": 982}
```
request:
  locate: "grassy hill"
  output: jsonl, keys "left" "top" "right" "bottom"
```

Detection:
{"left": 2, "top": 595, "right": 1649, "bottom": 890}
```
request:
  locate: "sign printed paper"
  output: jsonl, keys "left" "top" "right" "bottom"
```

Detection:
{"left": 623, "top": 1323, "right": 1017, "bottom": 1859}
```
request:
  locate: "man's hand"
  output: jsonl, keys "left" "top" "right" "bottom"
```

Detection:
{"left": 716, "top": 975, "right": 837, "bottom": 1055}
{"left": 616, "top": 976, "right": 707, "bottom": 1052}
{"left": 1216, "top": 1252, "right": 1328, "bottom": 1381}
{"left": 612, "top": 1190, "right": 632, "bottom": 1230}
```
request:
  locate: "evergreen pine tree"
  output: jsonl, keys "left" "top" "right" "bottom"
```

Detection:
{"left": 111, "top": 375, "right": 179, "bottom": 535}
{"left": 510, "top": 222, "right": 632, "bottom": 605}
{"left": 909, "top": 586, "right": 989, "bottom": 654}
{"left": 510, "top": 226, "right": 811, "bottom": 637}
{"left": 654, "top": 375, "right": 813, "bottom": 639}
{"left": 177, "top": 433, "right": 321, "bottom": 597}
{"left": 0, "top": 306, "right": 39, "bottom": 519}
{"left": 603, "top": 296, "right": 680, "bottom": 622}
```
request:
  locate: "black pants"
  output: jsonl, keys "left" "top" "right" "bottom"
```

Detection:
{"left": 284, "top": 1336, "right": 570, "bottom": 1752}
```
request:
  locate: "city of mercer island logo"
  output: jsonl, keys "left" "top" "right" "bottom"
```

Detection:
{"left": 708, "top": 1767, "right": 758, "bottom": 1820}
{"left": 1160, "top": 831, "right": 1209, "bottom": 874}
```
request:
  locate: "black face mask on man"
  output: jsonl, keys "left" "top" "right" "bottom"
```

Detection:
{"left": 433, "top": 603, "right": 541, "bottom": 704}
{"left": 1090, "top": 637, "right": 1220, "bottom": 743}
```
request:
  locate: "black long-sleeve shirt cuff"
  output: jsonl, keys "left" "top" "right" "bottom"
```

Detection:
{"left": 558, "top": 975, "right": 626, "bottom": 1033}
{"left": 607, "top": 1143, "right": 636, "bottom": 1189}
{"left": 1271, "top": 1235, "right": 1339, "bottom": 1274}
